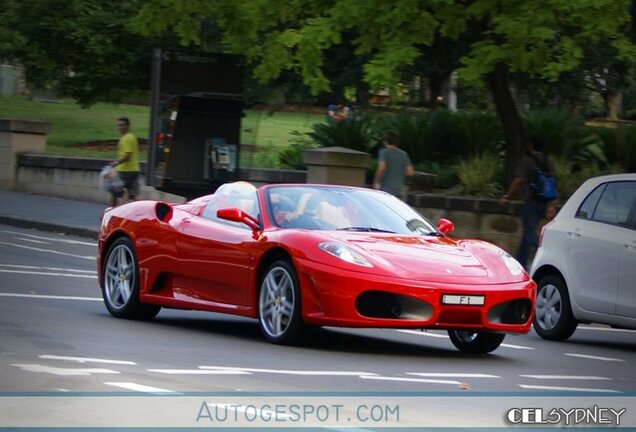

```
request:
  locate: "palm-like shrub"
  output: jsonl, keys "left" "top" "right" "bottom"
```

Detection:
{"left": 523, "top": 109, "right": 585, "bottom": 157}
{"left": 307, "top": 115, "right": 377, "bottom": 153}
{"left": 455, "top": 153, "right": 502, "bottom": 197}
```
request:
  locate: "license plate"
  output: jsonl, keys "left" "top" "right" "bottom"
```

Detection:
{"left": 442, "top": 294, "right": 484, "bottom": 305}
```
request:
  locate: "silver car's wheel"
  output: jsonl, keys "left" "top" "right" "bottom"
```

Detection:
{"left": 533, "top": 275, "right": 577, "bottom": 341}
{"left": 258, "top": 260, "right": 303, "bottom": 344}
{"left": 101, "top": 237, "right": 160, "bottom": 320}
{"left": 448, "top": 330, "right": 505, "bottom": 354}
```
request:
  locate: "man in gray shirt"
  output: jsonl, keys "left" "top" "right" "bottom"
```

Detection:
{"left": 373, "top": 130, "right": 414, "bottom": 198}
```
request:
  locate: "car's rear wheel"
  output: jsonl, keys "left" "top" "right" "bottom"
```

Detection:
{"left": 533, "top": 274, "right": 577, "bottom": 341}
{"left": 258, "top": 259, "right": 304, "bottom": 344}
{"left": 102, "top": 237, "right": 160, "bottom": 320}
{"left": 447, "top": 330, "right": 505, "bottom": 354}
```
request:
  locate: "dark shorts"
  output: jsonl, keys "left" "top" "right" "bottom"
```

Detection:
{"left": 113, "top": 171, "right": 140, "bottom": 199}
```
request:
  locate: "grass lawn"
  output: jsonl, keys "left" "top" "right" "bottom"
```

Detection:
{"left": 0, "top": 96, "right": 324, "bottom": 162}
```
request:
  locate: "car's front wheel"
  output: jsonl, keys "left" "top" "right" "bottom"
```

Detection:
{"left": 533, "top": 274, "right": 577, "bottom": 341}
{"left": 447, "top": 330, "right": 505, "bottom": 354}
{"left": 102, "top": 237, "right": 160, "bottom": 320}
{"left": 258, "top": 259, "right": 304, "bottom": 344}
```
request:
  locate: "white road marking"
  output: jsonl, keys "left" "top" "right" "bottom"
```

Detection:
{"left": 11, "top": 364, "right": 119, "bottom": 376}
{"left": 398, "top": 329, "right": 535, "bottom": 350}
{"left": 40, "top": 355, "right": 136, "bottom": 365}
{"left": 0, "top": 293, "right": 102, "bottom": 301}
{"left": 520, "top": 375, "right": 612, "bottom": 380}
{"left": 500, "top": 343, "right": 534, "bottom": 350}
{"left": 0, "top": 264, "right": 95, "bottom": 274}
{"left": 148, "top": 369, "right": 252, "bottom": 375}
{"left": 397, "top": 330, "right": 449, "bottom": 338}
{"left": 407, "top": 373, "right": 500, "bottom": 378}
{"left": 104, "top": 382, "right": 177, "bottom": 393}
{"left": 0, "top": 269, "right": 96, "bottom": 278}
{"left": 565, "top": 353, "right": 625, "bottom": 362}
{"left": 519, "top": 384, "right": 619, "bottom": 393}
{"left": 199, "top": 366, "right": 378, "bottom": 376}
{"left": 2, "top": 230, "right": 97, "bottom": 246}
{"left": 359, "top": 375, "right": 461, "bottom": 385}
{"left": 0, "top": 241, "right": 95, "bottom": 260}
{"left": 15, "top": 237, "right": 48, "bottom": 244}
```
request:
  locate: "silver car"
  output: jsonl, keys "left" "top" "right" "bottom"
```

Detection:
{"left": 530, "top": 173, "right": 636, "bottom": 340}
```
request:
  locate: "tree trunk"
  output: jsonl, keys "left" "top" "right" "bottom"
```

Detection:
{"left": 603, "top": 90, "right": 621, "bottom": 120}
{"left": 486, "top": 63, "right": 527, "bottom": 187}
{"left": 428, "top": 73, "right": 446, "bottom": 108}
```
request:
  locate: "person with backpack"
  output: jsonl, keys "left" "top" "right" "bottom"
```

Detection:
{"left": 500, "top": 136, "right": 558, "bottom": 269}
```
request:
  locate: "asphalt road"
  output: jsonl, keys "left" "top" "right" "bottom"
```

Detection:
{"left": 1, "top": 223, "right": 634, "bottom": 428}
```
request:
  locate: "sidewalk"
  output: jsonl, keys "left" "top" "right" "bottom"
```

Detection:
{"left": 0, "top": 190, "right": 105, "bottom": 238}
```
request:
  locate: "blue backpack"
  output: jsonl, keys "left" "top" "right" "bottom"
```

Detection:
{"left": 529, "top": 154, "right": 558, "bottom": 202}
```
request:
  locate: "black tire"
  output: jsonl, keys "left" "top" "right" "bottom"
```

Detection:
{"left": 448, "top": 330, "right": 506, "bottom": 354}
{"left": 258, "top": 259, "right": 305, "bottom": 344}
{"left": 533, "top": 274, "right": 577, "bottom": 341}
{"left": 101, "top": 237, "right": 160, "bottom": 320}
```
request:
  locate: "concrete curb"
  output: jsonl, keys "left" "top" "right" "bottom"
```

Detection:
{"left": 0, "top": 216, "right": 99, "bottom": 239}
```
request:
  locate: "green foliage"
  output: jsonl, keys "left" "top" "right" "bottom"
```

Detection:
{"left": 380, "top": 111, "right": 435, "bottom": 164}
{"left": 380, "top": 109, "right": 502, "bottom": 163}
{"left": 414, "top": 161, "right": 458, "bottom": 189}
{"left": 455, "top": 153, "right": 502, "bottom": 197}
{"left": 522, "top": 109, "right": 585, "bottom": 157}
{"left": 551, "top": 156, "right": 602, "bottom": 198}
{"left": 0, "top": 0, "right": 179, "bottom": 107}
{"left": 308, "top": 116, "right": 377, "bottom": 152}
{"left": 251, "top": 143, "right": 281, "bottom": 169}
{"left": 278, "top": 131, "right": 318, "bottom": 170}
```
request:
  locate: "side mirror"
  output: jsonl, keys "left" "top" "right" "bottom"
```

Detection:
{"left": 217, "top": 207, "right": 260, "bottom": 231}
{"left": 437, "top": 218, "right": 454, "bottom": 235}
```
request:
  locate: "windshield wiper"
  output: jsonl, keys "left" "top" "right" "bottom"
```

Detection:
{"left": 337, "top": 226, "right": 396, "bottom": 233}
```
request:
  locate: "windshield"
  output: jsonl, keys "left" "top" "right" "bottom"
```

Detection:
{"left": 266, "top": 186, "right": 437, "bottom": 235}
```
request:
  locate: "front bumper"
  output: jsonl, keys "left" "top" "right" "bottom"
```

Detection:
{"left": 295, "top": 258, "right": 535, "bottom": 334}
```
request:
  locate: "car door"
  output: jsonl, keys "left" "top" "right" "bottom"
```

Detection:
{"left": 617, "top": 183, "right": 636, "bottom": 318}
{"left": 176, "top": 214, "right": 255, "bottom": 307}
{"left": 566, "top": 182, "right": 623, "bottom": 315}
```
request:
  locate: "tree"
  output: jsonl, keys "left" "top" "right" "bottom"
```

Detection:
{"left": 133, "top": 0, "right": 635, "bottom": 183}
{"left": 0, "top": 0, "right": 176, "bottom": 107}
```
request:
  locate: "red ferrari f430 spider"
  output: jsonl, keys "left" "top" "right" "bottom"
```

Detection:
{"left": 98, "top": 182, "right": 535, "bottom": 353}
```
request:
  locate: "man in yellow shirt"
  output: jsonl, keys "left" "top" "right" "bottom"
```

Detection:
{"left": 110, "top": 116, "right": 141, "bottom": 206}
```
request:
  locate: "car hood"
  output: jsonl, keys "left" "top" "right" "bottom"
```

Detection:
{"left": 327, "top": 232, "right": 523, "bottom": 283}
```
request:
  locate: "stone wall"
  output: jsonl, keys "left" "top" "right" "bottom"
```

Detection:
{"left": 12, "top": 153, "right": 526, "bottom": 254}
{"left": 15, "top": 154, "right": 307, "bottom": 205}
{"left": 408, "top": 193, "right": 526, "bottom": 255}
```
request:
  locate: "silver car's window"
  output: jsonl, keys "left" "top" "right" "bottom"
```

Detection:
{"left": 575, "top": 184, "right": 605, "bottom": 220}
{"left": 591, "top": 181, "right": 636, "bottom": 227}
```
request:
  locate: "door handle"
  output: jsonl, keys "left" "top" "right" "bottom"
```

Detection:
{"left": 182, "top": 218, "right": 191, "bottom": 224}
{"left": 567, "top": 231, "right": 581, "bottom": 238}
{"left": 625, "top": 241, "right": 636, "bottom": 251}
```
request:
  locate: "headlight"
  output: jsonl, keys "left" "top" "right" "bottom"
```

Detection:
{"left": 319, "top": 242, "right": 373, "bottom": 267}
{"left": 499, "top": 251, "right": 524, "bottom": 276}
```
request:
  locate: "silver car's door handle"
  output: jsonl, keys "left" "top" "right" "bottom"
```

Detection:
{"left": 567, "top": 231, "right": 581, "bottom": 238}
{"left": 625, "top": 241, "right": 636, "bottom": 251}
